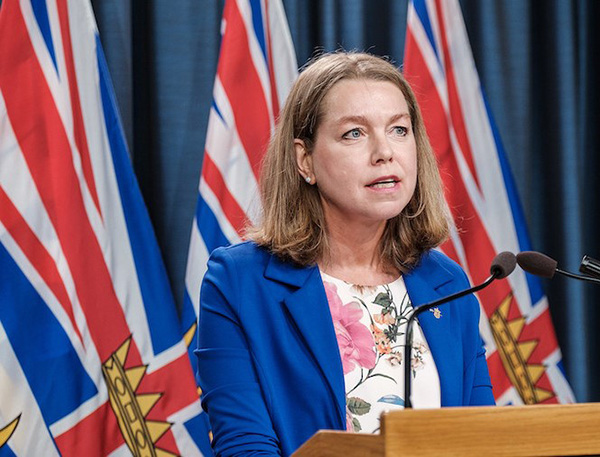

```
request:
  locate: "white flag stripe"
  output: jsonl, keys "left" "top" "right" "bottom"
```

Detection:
{"left": 267, "top": 0, "right": 298, "bottom": 107}
{"left": 200, "top": 178, "right": 243, "bottom": 245}
{"left": 185, "top": 224, "right": 210, "bottom": 312}
{"left": 544, "top": 349, "right": 576, "bottom": 404}
{"left": 204, "top": 109, "right": 260, "bottom": 221}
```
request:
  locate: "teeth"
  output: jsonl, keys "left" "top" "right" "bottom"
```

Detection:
{"left": 370, "top": 181, "right": 396, "bottom": 189}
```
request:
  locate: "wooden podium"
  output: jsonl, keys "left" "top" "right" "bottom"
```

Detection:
{"left": 293, "top": 403, "right": 600, "bottom": 456}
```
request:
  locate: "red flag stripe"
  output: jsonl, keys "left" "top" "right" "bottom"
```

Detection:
{"left": 217, "top": 0, "right": 271, "bottom": 179}
{"left": 141, "top": 355, "right": 200, "bottom": 418}
{"left": 54, "top": 402, "right": 123, "bottom": 457}
{"left": 202, "top": 152, "right": 248, "bottom": 235}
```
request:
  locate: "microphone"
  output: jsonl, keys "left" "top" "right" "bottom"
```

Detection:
{"left": 580, "top": 255, "right": 600, "bottom": 279}
{"left": 516, "top": 251, "right": 600, "bottom": 285}
{"left": 403, "top": 251, "right": 516, "bottom": 408}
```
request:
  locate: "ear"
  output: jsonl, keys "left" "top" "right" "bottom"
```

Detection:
{"left": 294, "top": 139, "right": 315, "bottom": 184}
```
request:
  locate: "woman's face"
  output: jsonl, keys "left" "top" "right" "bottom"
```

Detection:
{"left": 296, "top": 79, "right": 418, "bottom": 229}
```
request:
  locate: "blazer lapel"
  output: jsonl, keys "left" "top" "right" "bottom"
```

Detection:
{"left": 264, "top": 255, "right": 346, "bottom": 427}
{"left": 404, "top": 253, "right": 463, "bottom": 406}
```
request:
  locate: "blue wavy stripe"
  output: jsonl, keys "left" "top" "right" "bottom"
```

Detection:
{"left": 96, "top": 35, "right": 181, "bottom": 353}
{"left": 196, "top": 195, "right": 230, "bottom": 255}
{"left": 0, "top": 242, "right": 97, "bottom": 426}
{"left": 483, "top": 94, "right": 544, "bottom": 305}
{"left": 412, "top": 0, "right": 440, "bottom": 63}
{"left": 31, "top": 0, "right": 58, "bottom": 73}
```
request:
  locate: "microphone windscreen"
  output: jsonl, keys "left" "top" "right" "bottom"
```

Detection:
{"left": 490, "top": 251, "right": 517, "bottom": 279}
{"left": 516, "top": 251, "right": 557, "bottom": 278}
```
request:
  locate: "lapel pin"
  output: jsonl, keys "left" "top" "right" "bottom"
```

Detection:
{"left": 429, "top": 307, "right": 442, "bottom": 319}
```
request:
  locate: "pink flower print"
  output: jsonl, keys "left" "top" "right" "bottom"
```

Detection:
{"left": 324, "top": 281, "right": 376, "bottom": 374}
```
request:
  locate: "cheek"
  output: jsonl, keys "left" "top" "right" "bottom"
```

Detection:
{"left": 402, "top": 148, "right": 418, "bottom": 180}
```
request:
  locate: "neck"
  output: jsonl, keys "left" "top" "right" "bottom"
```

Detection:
{"left": 319, "top": 217, "right": 398, "bottom": 285}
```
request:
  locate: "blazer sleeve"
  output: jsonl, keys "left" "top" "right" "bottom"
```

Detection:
{"left": 459, "top": 267, "right": 495, "bottom": 406}
{"left": 195, "top": 247, "right": 281, "bottom": 456}
{"left": 467, "top": 333, "right": 496, "bottom": 406}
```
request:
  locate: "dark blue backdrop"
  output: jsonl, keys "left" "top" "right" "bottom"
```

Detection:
{"left": 92, "top": 0, "right": 600, "bottom": 402}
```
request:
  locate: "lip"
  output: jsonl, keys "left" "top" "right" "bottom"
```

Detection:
{"left": 365, "top": 175, "right": 401, "bottom": 187}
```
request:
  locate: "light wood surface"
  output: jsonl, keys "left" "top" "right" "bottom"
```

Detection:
{"left": 293, "top": 403, "right": 600, "bottom": 456}
{"left": 293, "top": 431, "right": 382, "bottom": 457}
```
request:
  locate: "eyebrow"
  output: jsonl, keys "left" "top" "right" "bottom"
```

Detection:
{"left": 333, "top": 112, "right": 411, "bottom": 126}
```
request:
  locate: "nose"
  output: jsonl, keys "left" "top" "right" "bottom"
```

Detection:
{"left": 371, "top": 132, "right": 394, "bottom": 164}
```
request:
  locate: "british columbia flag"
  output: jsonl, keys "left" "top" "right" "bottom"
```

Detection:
{"left": 0, "top": 0, "right": 210, "bottom": 455}
{"left": 183, "top": 0, "right": 298, "bottom": 378}
{"left": 404, "top": 0, "right": 575, "bottom": 405}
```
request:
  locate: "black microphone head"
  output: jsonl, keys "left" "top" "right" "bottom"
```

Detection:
{"left": 516, "top": 251, "right": 557, "bottom": 278}
{"left": 490, "top": 251, "right": 517, "bottom": 279}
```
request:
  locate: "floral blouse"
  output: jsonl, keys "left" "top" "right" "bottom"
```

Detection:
{"left": 321, "top": 272, "right": 441, "bottom": 434}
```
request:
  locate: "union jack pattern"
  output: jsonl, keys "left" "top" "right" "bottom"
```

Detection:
{"left": 183, "top": 0, "right": 298, "bottom": 377}
{"left": 404, "top": 0, "right": 575, "bottom": 405}
{"left": 0, "top": 0, "right": 209, "bottom": 455}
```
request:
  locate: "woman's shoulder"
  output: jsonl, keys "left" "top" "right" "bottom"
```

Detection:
{"left": 418, "top": 249, "right": 467, "bottom": 278}
{"left": 209, "top": 240, "right": 270, "bottom": 264}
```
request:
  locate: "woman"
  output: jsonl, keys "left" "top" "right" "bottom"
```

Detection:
{"left": 196, "top": 52, "right": 494, "bottom": 457}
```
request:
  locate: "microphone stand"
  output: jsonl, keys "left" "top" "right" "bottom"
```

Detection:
{"left": 555, "top": 268, "right": 600, "bottom": 285}
{"left": 580, "top": 255, "right": 600, "bottom": 279}
{"left": 403, "top": 270, "right": 500, "bottom": 409}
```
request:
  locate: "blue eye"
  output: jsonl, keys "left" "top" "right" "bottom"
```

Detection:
{"left": 343, "top": 128, "right": 361, "bottom": 139}
{"left": 393, "top": 126, "right": 408, "bottom": 136}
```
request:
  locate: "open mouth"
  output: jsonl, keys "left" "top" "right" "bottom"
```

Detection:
{"left": 367, "top": 179, "right": 398, "bottom": 189}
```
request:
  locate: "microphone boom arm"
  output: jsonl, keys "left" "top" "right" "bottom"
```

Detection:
{"left": 403, "top": 271, "right": 499, "bottom": 409}
{"left": 556, "top": 268, "right": 600, "bottom": 285}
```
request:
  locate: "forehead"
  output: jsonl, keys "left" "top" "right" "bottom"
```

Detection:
{"left": 319, "top": 79, "right": 409, "bottom": 121}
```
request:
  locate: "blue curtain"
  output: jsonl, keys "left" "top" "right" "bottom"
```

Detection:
{"left": 91, "top": 0, "right": 600, "bottom": 402}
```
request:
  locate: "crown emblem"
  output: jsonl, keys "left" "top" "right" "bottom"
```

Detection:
{"left": 489, "top": 294, "right": 554, "bottom": 404}
{"left": 102, "top": 337, "right": 176, "bottom": 457}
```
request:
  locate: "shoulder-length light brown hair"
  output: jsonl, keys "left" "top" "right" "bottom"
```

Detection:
{"left": 247, "top": 51, "right": 450, "bottom": 271}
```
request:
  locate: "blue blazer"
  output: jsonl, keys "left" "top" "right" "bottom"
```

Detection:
{"left": 196, "top": 242, "right": 494, "bottom": 457}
